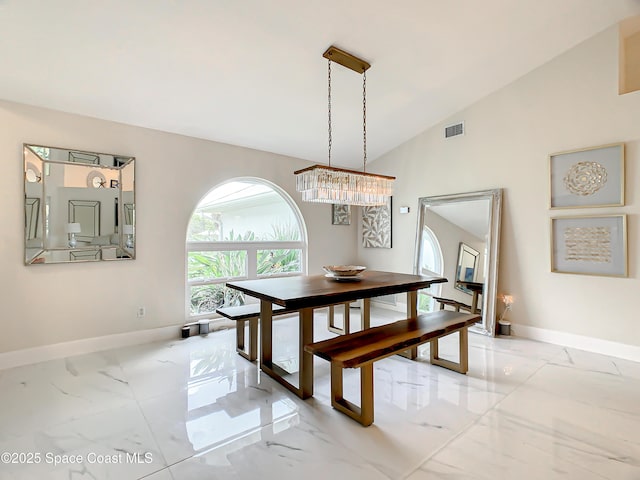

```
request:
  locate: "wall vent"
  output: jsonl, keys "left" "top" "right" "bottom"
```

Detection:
{"left": 444, "top": 122, "right": 464, "bottom": 138}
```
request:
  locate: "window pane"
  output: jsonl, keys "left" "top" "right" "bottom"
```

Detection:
{"left": 418, "top": 291, "right": 436, "bottom": 313}
{"left": 257, "top": 249, "right": 302, "bottom": 276}
{"left": 188, "top": 251, "right": 247, "bottom": 281}
{"left": 190, "top": 285, "right": 245, "bottom": 315}
{"left": 187, "top": 181, "right": 301, "bottom": 242}
{"left": 188, "top": 211, "right": 222, "bottom": 242}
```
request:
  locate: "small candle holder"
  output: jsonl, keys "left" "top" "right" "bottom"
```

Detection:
{"left": 498, "top": 294, "right": 514, "bottom": 335}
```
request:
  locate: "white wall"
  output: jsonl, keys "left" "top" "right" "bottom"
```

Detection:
{"left": 0, "top": 100, "right": 358, "bottom": 354}
{"left": 358, "top": 25, "right": 640, "bottom": 348}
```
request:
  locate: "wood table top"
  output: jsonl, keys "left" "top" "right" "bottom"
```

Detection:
{"left": 227, "top": 270, "right": 448, "bottom": 310}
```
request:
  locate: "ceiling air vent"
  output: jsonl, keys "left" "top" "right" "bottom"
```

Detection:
{"left": 444, "top": 122, "right": 464, "bottom": 139}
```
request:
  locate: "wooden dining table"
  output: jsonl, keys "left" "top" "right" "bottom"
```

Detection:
{"left": 226, "top": 270, "right": 447, "bottom": 399}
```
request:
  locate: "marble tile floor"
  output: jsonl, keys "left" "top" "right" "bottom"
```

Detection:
{"left": 0, "top": 308, "right": 639, "bottom": 479}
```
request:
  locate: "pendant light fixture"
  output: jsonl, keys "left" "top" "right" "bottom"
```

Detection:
{"left": 294, "top": 46, "right": 395, "bottom": 206}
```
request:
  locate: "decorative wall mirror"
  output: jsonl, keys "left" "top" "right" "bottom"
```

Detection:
{"left": 414, "top": 189, "right": 502, "bottom": 336}
{"left": 24, "top": 144, "right": 135, "bottom": 265}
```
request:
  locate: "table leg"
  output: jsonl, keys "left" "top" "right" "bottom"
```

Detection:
{"left": 471, "top": 291, "right": 480, "bottom": 314}
{"left": 361, "top": 298, "right": 371, "bottom": 330}
{"left": 361, "top": 291, "right": 421, "bottom": 360}
{"left": 403, "top": 291, "right": 418, "bottom": 359}
{"left": 299, "top": 307, "right": 314, "bottom": 398}
{"left": 407, "top": 290, "right": 418, "bottom": 319}
{"left": 259, "top": 300, "right": 273, "bottom": 367}
{"left": 343, "top": 303, "right": 350, "bottom": 334}
{"left": 259, "top": 301, "right": 314, "bottom": 399}
{"left": 327, "top": 303, "right": 351, "bottom": 335}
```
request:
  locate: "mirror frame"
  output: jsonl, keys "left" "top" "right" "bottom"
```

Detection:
{"left": 23, "top": 143, "right": 135, "bottom": 265}
{"left": 414, "top": 189, "right": 503, "bottom": 336}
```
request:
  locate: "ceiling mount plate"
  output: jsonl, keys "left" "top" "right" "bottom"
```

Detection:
{"left": 323, "top": 46, "right": 370, "bottom": 73}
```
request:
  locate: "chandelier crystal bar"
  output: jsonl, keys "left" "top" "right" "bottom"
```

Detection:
{"left": 294, "top": 165, "right": 395, "bottom": 206}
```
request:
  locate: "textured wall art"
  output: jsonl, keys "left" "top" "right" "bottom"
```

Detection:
{"left": 331, "top": 204, "right": 351, "bottom": 225}
{"left": 549, "top": 143, "right": 624, "bottom": 208}
{"left": 563, "top": 226, "right": 611, "bottom": 263}
{"left": 362, "top": 197, "right": 392, "bottom": 248}
{"left": 563, "top": 162, "right": 607, "bottom": 196}
{"left": 551, "top": 215, "right": 627, "bottom": 277}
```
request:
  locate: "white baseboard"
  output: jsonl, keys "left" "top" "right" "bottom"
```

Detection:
{"left": 0, "top": 325, "right": 181, "bottom": 371}
{"left": 514, "top": 324, "right": 640, "bottom": 363}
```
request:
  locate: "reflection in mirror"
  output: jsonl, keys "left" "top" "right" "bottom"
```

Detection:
{"left": 23, "top": 144, "right": 135, "bottom": 265}
{"left": 70, "top": 250, "right": 101, "bottom": 261}
{"left": 124, "top": 203, "right": 134, "bottom": 224}
{"left": 415, "top": 189, "right": 502, "bottom": 336}
{"left": 25, "top": 162, "right": 42, "bottom": 183}
{"left": 69, "top": 151, "right": 100, "bottom": 164}
{"left": 68, "top": 200, "right": 100, "bottom": 241}
{"left": 455, "top": 243, "right": 479, "bottom": 293}
{"left": 25, "top": 197, "right": 40, "bottom": 241}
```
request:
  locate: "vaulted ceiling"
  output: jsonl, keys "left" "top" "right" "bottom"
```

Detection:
{"left": 2, "top": 0, "right": 639, "bottom": 167}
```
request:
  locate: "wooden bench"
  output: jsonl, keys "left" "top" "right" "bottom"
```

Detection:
{"left": 304, "top": 310, "right": 481, "bottom": 426}
{"left": 216, "top": 304, "right": 296, "bottom": 361}
{"left": 216, "top": 303, "right": 352, "bottom": 362}
{"left": 433, "top": 296, "right": 474, "bottom": 313}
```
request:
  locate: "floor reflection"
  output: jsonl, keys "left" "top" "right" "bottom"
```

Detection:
{"left": 184, "top": 353, "right": 299, "bottom": 455}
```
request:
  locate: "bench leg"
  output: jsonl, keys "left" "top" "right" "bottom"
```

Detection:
{"left": 327, "top": 303, "right": 351, "bottom": 335}
{"left": 430, "top": 327, "right": 469, "bottom": 374}
{"left": 330, "top": 362, "right": 374, "bottom": 427}
{"left": 236, "top": 317, "right": 258, "bottom": 362}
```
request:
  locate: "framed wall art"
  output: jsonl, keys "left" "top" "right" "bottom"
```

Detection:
{"left": 331, "top": 204, "right": 351, "bottom": 225}
{"left": 549, "top": 143, "right": 624, "bottom": 209}
{"left": 362, "top": 197, "right": 392, "bottom": 248}
{"left": 551, "top": 214, "right": 627, "bottom": 277}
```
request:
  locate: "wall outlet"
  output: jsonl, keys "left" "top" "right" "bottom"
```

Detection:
{"left": 137, "top": 306, "right": 146, "bottom": 318}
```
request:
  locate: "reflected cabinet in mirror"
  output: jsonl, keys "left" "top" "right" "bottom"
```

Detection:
{"left": 414, "top": 189, "right": 502, "bottom": 336}
{"left": 24, "top": 144, "right": 135, "bottom": 265}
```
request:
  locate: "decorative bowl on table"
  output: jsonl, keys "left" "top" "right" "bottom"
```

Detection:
{"left": 323, "top": 265, "right": 367, "bottom": 281}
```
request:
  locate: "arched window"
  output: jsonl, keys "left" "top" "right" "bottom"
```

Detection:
{"left": 186, "top": 178, "right": 307, "bottom": 319}
{"left": 418, "top": 226, "right": 444, "bottom": 312}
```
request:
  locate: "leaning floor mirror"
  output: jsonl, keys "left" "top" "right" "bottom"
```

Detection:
{"left": 414, "top": 189, "right": 502, "bottom": 336}
{"left": 24, "top": 144, "right": 135, "bottom": 265}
